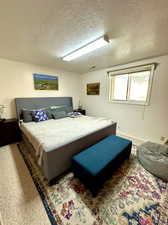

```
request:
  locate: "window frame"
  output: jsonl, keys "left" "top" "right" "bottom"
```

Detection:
{"left": 108, "top": 64, "right": 155, "bottom": 106}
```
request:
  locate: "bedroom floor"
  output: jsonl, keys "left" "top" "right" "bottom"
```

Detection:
{"left": 0, "top": 144, "right": 50, "bottom": 225}
{"left": 0, "top": 136, "right": 143, "bottom": 225}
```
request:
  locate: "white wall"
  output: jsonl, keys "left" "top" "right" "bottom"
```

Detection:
{"left": 80, "top": 55, "right": 168, "bottom": 143}
{"left": 0, "top": 58, "right": 80, "bottom": 118}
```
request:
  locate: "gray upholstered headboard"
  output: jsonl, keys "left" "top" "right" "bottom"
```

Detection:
{"left": 15, "top": 97, "right": 73, "bottom": 121}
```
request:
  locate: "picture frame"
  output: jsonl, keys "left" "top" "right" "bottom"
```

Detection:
{"left": 87, "top": 82, "right": 100, "bottom": 95}
{"left": 33, "top": 74, "right": 58, "bottom": 90}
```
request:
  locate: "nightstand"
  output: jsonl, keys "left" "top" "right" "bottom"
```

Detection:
{"left": 0, "top": 119, "right": 21, "bottom": 147}
{"left": 74, "top": 109, "right": 86, "bottom": 115}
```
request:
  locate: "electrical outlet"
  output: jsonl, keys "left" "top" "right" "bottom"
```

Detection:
{"left": 160, "top": 136, "right": 166, "bottom": 141}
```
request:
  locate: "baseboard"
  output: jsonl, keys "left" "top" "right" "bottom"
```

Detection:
{"left": 117, "top": 131, "right": 146, "bottom": 145}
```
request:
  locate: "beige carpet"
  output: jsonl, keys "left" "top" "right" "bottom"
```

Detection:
{"left": 0, "top": 144, "right": 50, "bottom": 225}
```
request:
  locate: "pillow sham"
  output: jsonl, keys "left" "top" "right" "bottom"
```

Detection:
{"left": 32, "top": 109, "right": 48, "bottom": 122}
{"left": 45, "top": 107, "right": 52, "bottom": 119}
{"left": 22, "top": 109, "right": 33, "bottom": 123}
{"left": 52, "top": 110, "right": 67, "bottom": 119}
{"left": 51, "top": 106, "right": 67, "bottom": 119}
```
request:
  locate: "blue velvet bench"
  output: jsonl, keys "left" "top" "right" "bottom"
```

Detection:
{"left": 72, "top": 135, "right": 132, "bottom": 196}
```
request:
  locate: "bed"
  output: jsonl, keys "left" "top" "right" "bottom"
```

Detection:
{"left": 15, "top": 97, "right": 116, "bottom": 183}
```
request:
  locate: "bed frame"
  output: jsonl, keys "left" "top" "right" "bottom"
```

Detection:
{"left": 15, "top": 97, "right": 117, "bottom": 183}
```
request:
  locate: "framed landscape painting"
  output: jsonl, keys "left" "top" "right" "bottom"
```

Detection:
{"left": 33, "top": 74, "right": 58, "bottom": 90}
{"left": 87, "top": 82, "right": 100, "bottom": 95}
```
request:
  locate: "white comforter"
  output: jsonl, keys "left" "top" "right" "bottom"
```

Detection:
{"left": 20, "top": 116, "right": 114, "bottom": 164}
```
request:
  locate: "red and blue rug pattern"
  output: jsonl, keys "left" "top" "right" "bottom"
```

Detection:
{"left": 18, "top": 143, "right": 168, "bottom": 225}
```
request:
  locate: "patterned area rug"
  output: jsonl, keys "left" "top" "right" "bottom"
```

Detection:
{"left": 18, "top": 142, "right": 168, "bottom": 225}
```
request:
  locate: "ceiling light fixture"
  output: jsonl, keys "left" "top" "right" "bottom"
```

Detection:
{"left": 62, "top": 35, "right": 110, "bottom": 61}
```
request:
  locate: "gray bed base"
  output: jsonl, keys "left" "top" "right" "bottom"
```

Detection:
{"left": 22, "top": 123, "right": 116, "bottom": 182}
{"left": 15, "top": 97, "right": 117, "bottom": 183}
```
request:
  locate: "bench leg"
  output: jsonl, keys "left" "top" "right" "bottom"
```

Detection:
{"left": 92, "top": 192, "right": 98, "bottom": 197}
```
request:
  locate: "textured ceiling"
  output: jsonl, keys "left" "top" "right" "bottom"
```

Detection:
{"left": 0, "top": 0, "right": 168, "bottom": 73}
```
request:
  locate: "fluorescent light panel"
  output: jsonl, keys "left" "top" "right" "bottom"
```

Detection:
{"left": 62, "top": 36, "right": 110, "bottom": 61}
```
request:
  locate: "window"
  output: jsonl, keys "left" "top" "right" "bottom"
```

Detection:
{"left": 108, "top": 64, "right": 155, "bottom": 105}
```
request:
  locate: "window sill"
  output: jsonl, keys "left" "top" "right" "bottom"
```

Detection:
{"left": 109, "top": 100, "right": 149, "bottom": 106}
